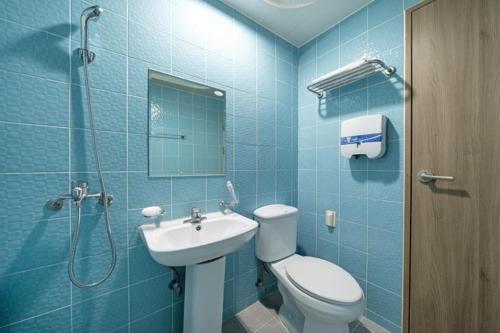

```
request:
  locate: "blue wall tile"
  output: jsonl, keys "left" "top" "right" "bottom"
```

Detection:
{"left": 0, "top": 123, "right": 69, "bottom": 173}
{"left": 0, "top": 173, "right": 69, "bottom": 221}
{"left": 340, "top": 7, "right": 367, "bottom": 44}
{"left": 368, "top": 254, "right": 402, "bottom": 295}
{"left": 340, "top": 245, "right": 367, "bottom": 279}
{"left": 128, "top": 0, "right": 171, "bottom": 32}
{"left": 339, "top": 220, "right": 367, "bottom": 252}
{"left": 71, "top": 85, "right": 127, "bottom": 132}
{"left": 72, "top": 288, "right": 129, "bottom": 333}
{"left": 0, "top": 217, "right": 69, "bottom": 276}
{"left": 298, "top": 0, "right": 406, "bottom": 330}
{"left": 129, "top": 21, "right": 171, "bottom": 67}
{"left": 130, "top": 274, "right": 173, "bottom": 321}
{"left": 0, "top": 0, "right": 70, "bottom": 35}
{"left": 0, "top": 0, "right": 296, "bottom": 332}
{"left": 368, "top": 0, "right": 403, "bottom": 29}
{"left": 127, "top": 173, "right": 171, "bottom": 209}
{"left": 367, "top": 15, "right": 403, "bottom": 55}
{"left": 0, "top": 71, "right": 69, "bottom": 127}
{"left": 317, "top": 238, "right": 338, "bottom": 264}
{"left": 0, "top": 20, "right": 70, "bottom": 82}
{"left": 172, "top": 38, "right": 206, "bottom": 80}
{"left": 129, "top": 245, "right": 170, "bottom": 285}
{"left": 130, "top": 306, "right": 172, "bottom": 333}
{"left": 367, "top": 199, "right": 403, "bottom": 234}
{"left": 404, "top": 0, "right": 424, "bottom": 10}
{"left": 71, "top": 129, "right": 126, "bottom": 172}
{"left": 317, "top": 26, "right": 340, "bottom": 58}
{"left": 0, "top": 307, "right": 70, "bottom": 333}
{"left": 367, "top": 283, "right": 401, "bottom": 325}
{"left": 0, "top": 263, "right": 70, "bottom": 326}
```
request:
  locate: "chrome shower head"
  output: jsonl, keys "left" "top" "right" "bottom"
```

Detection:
{"left": 82, "top": 5, "right": 103, "bottom": 22}
{"left": 79, "top": 5, "right": 103, "bottom": 63}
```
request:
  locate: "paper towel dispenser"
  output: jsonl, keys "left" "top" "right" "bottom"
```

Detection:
{"left": 340, "top": 114, "right": 387, "bottom": 159}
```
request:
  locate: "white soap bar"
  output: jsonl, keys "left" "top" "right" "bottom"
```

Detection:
{"left": 325, "top": 210, "right": 336, "bottom": 227}
{"left": 142, "top": 206, "right": 164, "bottom": 217}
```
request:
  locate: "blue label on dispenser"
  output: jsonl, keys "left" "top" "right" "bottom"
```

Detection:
{"left": 340, "top": 133, "right": 382, "bottom": 145}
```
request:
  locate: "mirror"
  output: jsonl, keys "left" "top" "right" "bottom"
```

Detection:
{"left": 148, "top": 70, "right": 226, "bottom": 177}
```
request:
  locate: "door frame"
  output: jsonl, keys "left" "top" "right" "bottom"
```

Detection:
{"left": 403, "top": 1, "right": 434, "bottom": 332}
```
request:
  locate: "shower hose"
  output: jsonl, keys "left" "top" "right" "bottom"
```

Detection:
{"left": 68, "top": 53, "right": 117, "bottom": 288}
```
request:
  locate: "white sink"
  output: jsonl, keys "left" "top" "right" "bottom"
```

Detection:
{"left": 139, "top": 211, "right": 258, "bottom": 267}
{"left": 139, "top": 211, "right": 258, "bottom": 333}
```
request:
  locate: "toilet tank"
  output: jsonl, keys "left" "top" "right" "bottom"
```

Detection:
{"left": 254, "top": 204, "right": 299, "bottom": 262}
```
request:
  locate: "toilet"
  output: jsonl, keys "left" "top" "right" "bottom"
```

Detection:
{"left": 254, "top": 204, "right": 365, "bottom": 333}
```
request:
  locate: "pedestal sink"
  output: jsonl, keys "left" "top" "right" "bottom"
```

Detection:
{"left": 139, "top": 211, "right": 258, "bottom": 333}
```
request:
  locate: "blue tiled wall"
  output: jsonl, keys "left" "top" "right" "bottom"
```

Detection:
{"left": 296, "top": 0, "right": 419, "bottom": 332}
{"left": 0, "top": 0, "right": 297, "bottom": 332}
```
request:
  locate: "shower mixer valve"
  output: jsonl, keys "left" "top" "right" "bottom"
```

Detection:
{"left": 46, "top": 180, "right": 113, "bottom": 210}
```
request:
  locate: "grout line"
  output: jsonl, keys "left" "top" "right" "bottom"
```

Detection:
{"left": 70, "top": 285, "right": 129, "bottom": 307}
{"left": 365, "top": 8, "right": 371, "bottom": 307}
{"left": 125, "top": 0, "right": 131, "bottom": 331}
{"left": 128, "top": 272, "right": 171, "bottom": 288}
{"left": 0, "top": 305, "right": 72, "bottom": 330}
{"left": 67, "top": 1, "right": 73, "bottom": 331}
{"left": 0, "top": 17, "right": 70, "bottom": 39}
{"left": 0, "top": 67, "right": 70, "bottom": 84}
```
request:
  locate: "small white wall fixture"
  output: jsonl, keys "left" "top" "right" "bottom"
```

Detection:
{"left": 340, "top": 114, "right": 387, "bottom": 159}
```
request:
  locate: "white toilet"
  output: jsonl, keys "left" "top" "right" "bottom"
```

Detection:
{"left": 254, "top": 204, "right": 365, "bottom": 333}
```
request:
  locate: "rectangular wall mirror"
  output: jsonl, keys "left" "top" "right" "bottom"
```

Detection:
{"left": 148, "top": 70, "right": 226, "bottom": 177}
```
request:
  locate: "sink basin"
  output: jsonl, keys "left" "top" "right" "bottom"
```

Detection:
{"left": 139, "top": 211, "right": 258, "bottom": 267}
{"left": 139, "top": 210, "right": 258, "bottom": 333}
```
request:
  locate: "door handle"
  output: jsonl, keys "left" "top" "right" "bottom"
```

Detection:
{"left": 417, "top": 169, "right": 455, "bottom": 183}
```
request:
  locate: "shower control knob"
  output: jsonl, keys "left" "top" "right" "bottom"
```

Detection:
{"left": 99, "top": 194, "right": 114, "bottom": 206}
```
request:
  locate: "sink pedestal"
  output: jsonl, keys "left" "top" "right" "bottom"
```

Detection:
{"left": 183, "top": 256, "right": 226, "bottom": 333}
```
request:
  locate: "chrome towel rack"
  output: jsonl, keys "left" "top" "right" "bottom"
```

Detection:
{"left": 307, "top": 58, "right": 396, "bottom": 99}
{"left": 150, "top": 133, "right": 186, "bottom": 140}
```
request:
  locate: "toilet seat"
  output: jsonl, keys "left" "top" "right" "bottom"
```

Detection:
{"left": 285, "top": 256, "right": 363, "bottom": 306}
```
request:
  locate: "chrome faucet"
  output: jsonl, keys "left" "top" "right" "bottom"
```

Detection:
{"left": 183, "top": 208, "right": 207, "bottom": 224}
{"left": 46, "top": 181, "right": 113, "bottom": 210}
{"left": 219, "top": 200, "right": 232, "bottom": 215}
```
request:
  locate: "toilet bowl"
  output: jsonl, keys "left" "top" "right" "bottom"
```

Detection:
{"left": 254, "top": 205, "right": 365, "bottom": 333}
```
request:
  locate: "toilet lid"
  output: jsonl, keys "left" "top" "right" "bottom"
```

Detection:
{"left": 286, "top": 257, "right": 363, "bottom": 305}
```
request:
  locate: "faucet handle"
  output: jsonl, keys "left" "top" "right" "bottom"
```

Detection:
{"left": 191, "top": 207, "right": 201, "bottom": 218}
{"left": 76, "top": 181, "right": 89, "bottom": 189}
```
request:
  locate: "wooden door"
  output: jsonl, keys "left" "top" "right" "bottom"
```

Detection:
{"left": 405, "top": 0, "right": 500, "bottom": 332}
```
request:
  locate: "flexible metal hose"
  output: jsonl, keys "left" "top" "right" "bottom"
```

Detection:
{"left": 68, "top": 51, "right": 117, "bottom": 288}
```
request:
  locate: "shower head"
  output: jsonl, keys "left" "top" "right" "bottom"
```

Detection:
{"left": 82, "top": 5, "right": 103, "bottom": 22}
{"left": 79, "top": 5, "right": 103, "bottom": 63}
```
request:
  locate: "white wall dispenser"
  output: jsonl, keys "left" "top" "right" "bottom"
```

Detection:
{"left": 340, "top": 114, "right": 387, "bottom": 159}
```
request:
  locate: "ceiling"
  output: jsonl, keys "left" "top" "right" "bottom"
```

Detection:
{"left": 220, "top": 0, "right": 371, "bottom": 47}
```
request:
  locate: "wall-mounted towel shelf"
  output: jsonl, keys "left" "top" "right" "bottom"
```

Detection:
{"left": 150, "top": 133, "right": 186, "bottom": 140}
{"left": 307, "top": 59, "right": 396, "bottom": 99}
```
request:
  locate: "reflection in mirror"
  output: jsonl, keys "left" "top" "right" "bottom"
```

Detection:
{"left": 148, "top": 70, "right": 226, "bottom": 177}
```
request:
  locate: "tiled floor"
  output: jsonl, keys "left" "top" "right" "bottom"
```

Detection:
{"left": 222, "top": 291, "right": 374, "bottom": 333}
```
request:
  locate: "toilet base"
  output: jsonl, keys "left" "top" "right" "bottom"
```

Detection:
{"left": 277, "top": 281, "right": 303, "bottom": 333}
{"left": 279, "top": 305, "right": 302, "bottom": 333}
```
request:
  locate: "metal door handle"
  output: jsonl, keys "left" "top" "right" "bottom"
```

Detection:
{"left": 417, "top": 169, "right": 455, "bottom": 183}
